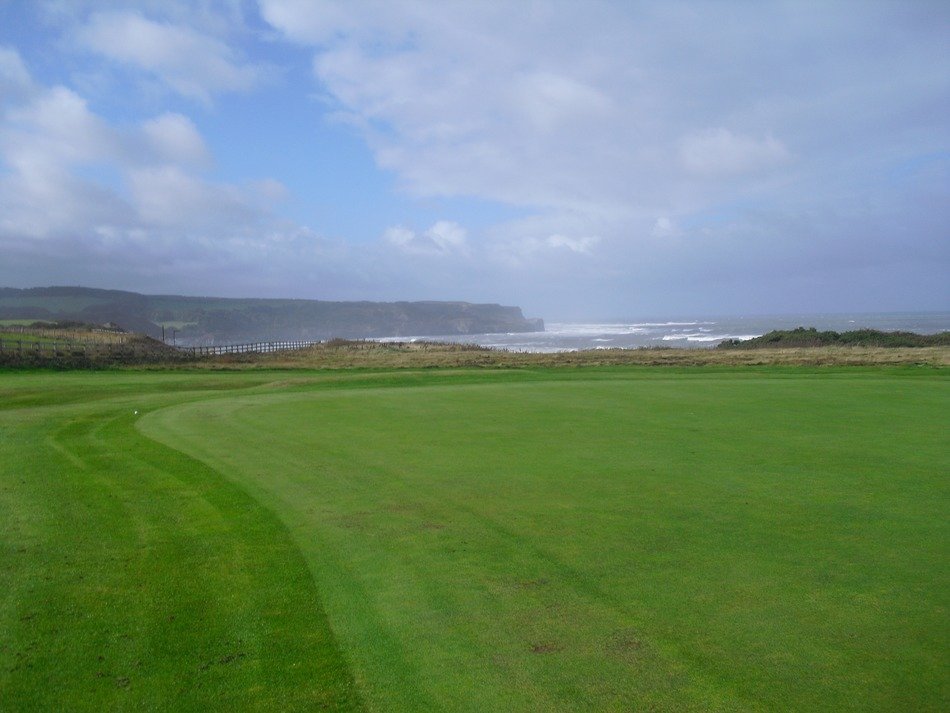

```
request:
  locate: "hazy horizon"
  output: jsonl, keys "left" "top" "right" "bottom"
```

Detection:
{"left": 5, "top": 283, "right": 950, "bottom": 328}
{"left": 1, "top": 1, "right": 948, "bottom": 319}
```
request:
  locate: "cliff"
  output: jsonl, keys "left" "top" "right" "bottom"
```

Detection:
{"left": 0, "top": 287, "right": 544, "bottom": 344}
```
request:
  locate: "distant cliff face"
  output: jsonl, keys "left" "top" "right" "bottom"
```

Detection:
{"left": 0, "top": 287, "right": 544, "bottom": 344}
{"left": 174, "top": 299, "right": 544, "bottom": 343}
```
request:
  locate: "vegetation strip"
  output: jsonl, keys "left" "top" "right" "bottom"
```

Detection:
{"left": 719, "top": 326, "right": 950, "bottom": 349}
{"left": 1, "top": 322, "right": 948, "bottom": 370}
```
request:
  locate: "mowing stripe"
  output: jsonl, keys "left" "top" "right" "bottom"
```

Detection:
{"left": 0, "top": 390, "right": 363, "bottom": 711}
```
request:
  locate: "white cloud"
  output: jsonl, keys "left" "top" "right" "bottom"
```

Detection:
{"left": 384, "top": 220, "right": 468, "bottom": 256}
{"left": 546, "top": 234, "right": 600, "bottom": 254}
{"left": 492, "top": 232, "right": 601, "bottom": 268}
{"left": 141, "top": 113, "right": 210, "bottom": 167}
{"left": 382, "top": 226, "right": 415, "bottom": 247}
{"left": 2, "top": 2, "right": 947, "bottom": 316}
{"left": 277, "top": 2, "right": 636, "bottom": 212}
{"left": 258, "top": 0, "right": 364, "bottom": 44}
{"left": 0, "top": 45, "right": 367, "bottom": 300}
{"left": 512, "top": 72, "right": 613, "bottom": 134}
{"left": 0, "top": 46, "right": 33, "bottom": 101}
{"left": 248, "top": 178, "right": 290, "bottom": 205}
{"left": 426, "top": 221, "right": 467, "bottom": 251}
{"left": 74, "top": 11, "right": 265, "bottom": 102}
{"left": 260, "top": 2, "right": 945, "bottom": 246}
{"left": 0, "top": 60, "right": 294, "bottom": 270}
{"left": 0, "top": 87, "right": 133, "bottom": 241}
{"left": 127, "top": 165, "right": 254, "bottom": 229}
{"left": 0, "top": 167, "right": 132, "bottom": 240}
{"left": 4, "top": 86, "right": 119, "bottom": 172}
{"left": 482, "top": 208, "right": 610, "bottom": 270}
{"left": 678, "top": 128, "right": 790, "bottom": 177}
{"left": 652, "top": 216, "right": 677, "bottom": 238}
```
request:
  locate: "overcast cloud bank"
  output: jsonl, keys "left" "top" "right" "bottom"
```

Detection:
{"left": 0, "top": 1, "right": 947, "bottom": 318}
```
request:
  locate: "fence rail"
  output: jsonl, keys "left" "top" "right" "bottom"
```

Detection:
{"left": 178, "top": 340, "right": 322, "bottom": 356}
{"left": 0, "top": 338, "right": 180, "bottom": 363}
{"left": 0, "top": 337, "right": 322, "bottom": 365}
{"left": 0, "top": 325, "right": 129, "bottom": 344}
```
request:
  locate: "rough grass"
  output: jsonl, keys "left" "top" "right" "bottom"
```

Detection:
{"left": 0, "top": 319, "right": 54, "bottom": 326}
{"left": 201, "top": 340, "right": 950, "bottom": 369}
{"left": 720, "top": 327, "right": 950, "bottom": 349}
{"left": 2, "top": 366, "right": 947, "bottom": 710}
{"left": 0, "top": 325, "right": 130, "bottom": 345}
{"left": 3, "top": 331, "right": 947, "bottom": 370}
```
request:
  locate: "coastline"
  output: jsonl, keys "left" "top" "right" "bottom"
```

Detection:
{"left": 374, "top": 312, "right": 950, "bottom": 353}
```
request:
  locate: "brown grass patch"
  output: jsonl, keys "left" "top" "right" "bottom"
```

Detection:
{"left": 606, "top": 629, "right": 643, "bottom": 658}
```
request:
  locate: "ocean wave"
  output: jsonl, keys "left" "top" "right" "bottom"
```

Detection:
{"left": 544, "top": 323, "right": 649, "bottom": 336}
{"left": 546, "top": 321, "right": 713, "bottom": 332}
{"left": 364, "top": 313, "right": 948, "bottom": 353}
{"left": 661, "top": 333, "right": 758, "bottom": 342}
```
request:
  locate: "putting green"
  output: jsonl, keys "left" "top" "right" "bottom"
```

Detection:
{"left": 2, "top": 368, "right": 947, "bottom": 710}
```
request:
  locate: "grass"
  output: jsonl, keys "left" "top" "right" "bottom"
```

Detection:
{"left": 195, "top": 340, "right": 950, "bottom": 369}
{"left": 3, "top": 331, "right": 948, "bottom": 369}
{"left": 0, "top": 332, "right": 75, "bottom": 345}
{"left": 0, "top": 372, "right": 361, "bottom": 710}
{"left": 0, "top": 326, "right": 129, "bottom": 345}
{"left": 0, "top": 320, "right": 54, "bottom": 327}
{"left": 1, "top": 366, "right": 948, "bottom": 710}
{"left": 720, "top": 327, "right": 950, "bottom": 349}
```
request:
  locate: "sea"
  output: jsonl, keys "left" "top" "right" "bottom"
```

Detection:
{"left": 377, "top": 312, "right": 950, "bottom": 353}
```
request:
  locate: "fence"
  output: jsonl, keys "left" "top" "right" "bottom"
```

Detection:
{"left": 1, "top": 325, "right": 129, "bottom": 343}
{"left": 179, "top": 340, "right": 322, "bottom": 356}
{"left": 0, "top": 337, "right": 323, "bottom": 366}
{"left": 0, "top": 338, "right": 182, "bottom": 365}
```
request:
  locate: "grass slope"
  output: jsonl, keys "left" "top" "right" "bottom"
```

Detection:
{"left": 2, "top": 367, "right": 948, "bottom": 711}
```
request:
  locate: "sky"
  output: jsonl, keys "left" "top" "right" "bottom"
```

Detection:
{"left": 0, "top": 0, "right": 947, "bottom": 320}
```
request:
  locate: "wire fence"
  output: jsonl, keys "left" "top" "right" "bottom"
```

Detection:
{"left": 0, "top": 337, "right": 323, "bottom": 366}
{"left": 0, "top": 325, "right": 130, "bottom": 343}
{"left": 179, "top": 340, "right": 322, "bottom": 356}
{"left": 0, "top": 339, "right": 181, "bottom": 364}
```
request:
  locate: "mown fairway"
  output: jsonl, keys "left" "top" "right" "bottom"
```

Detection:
{"left": 1, "top": 367, "right": 947, "bottom": 711}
